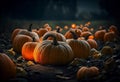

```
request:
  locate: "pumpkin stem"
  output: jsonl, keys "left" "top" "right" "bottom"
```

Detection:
{"left": 28, "top": 24, "right": 33, "bottom": 31}
{"left": 43, "top": 34, "right": 59, "bottom": 45}
{"left": 56, "top": 27, "right": 61, "bottom": 33}
{"left": 70, "top": 30, "right": 78, "bottom": 39}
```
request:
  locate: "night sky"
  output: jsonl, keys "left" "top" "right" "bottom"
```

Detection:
{"left": 0, "top": 0, "right": 119, "bottom": 20}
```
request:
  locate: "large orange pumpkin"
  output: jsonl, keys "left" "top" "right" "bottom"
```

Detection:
{"left": 33, "top": 34, "right": 74, "bottom": 65}
{"left": 0, "top": 53, "right": 16, "bottom": 81}
{"left": 66, "top": 31, "right": 91, "bottom": 58}
{"left": 77, "top": 66, "right": 99, "bottom": 80}
{"left": 22, "top": 42, "right": 38, "bottom": 60}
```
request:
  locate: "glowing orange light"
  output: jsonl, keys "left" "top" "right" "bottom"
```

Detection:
{"left": 71, "top": 24, "right": 76, "bottom": 29}
{"left": 88, "top": 35, "right": 94, "bottom": 39}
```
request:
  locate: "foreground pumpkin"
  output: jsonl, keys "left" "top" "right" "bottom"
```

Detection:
{"left": 77, "top": 66, "right": 99, "bottom": 80}
{"left": 0, "top": 53, "right": 16, "bottom": 81}
{"left": 66, "top": 31, "right": 91, "bottom": 59}
{"left": 33, "top": 34, "right": 74, "bottom": 65}
{"left": 22, "top": 42, "right": 38, "bottom": 60}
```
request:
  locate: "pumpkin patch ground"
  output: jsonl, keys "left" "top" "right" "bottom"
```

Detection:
{"left": 0, "top": 21, "right": 120, "bottom": 82}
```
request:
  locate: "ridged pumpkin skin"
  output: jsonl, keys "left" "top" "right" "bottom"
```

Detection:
{"left": 11, "top": 28, "right": 27, "bottom": 42}
{"left": 94, "top": 30, "right": 106, "bottom": 41}
{"left": 77, "top": 66, "right": 99, "bottom": 80}
{"left": 22, "top": 42, "right": 38, "bottom": 60}
{"left": 33, "top": 34, "right": 74, "bottom": 65}
{"left": 67, "top": 39, "right": 90, "bottom": 58}
{"left": 12, "top": 35, "right": 33, "bottom": 53}
{"left": 0, "top": 53, "right": 16, "bottom": 81}
{"left": 42, "top": 31, "right": 66, "bottom": 42}
{"left": 104, "top": 32, "right": 115, "bottom": 42}
{"left": 87, "top": 39, "right": 98, "bottom": 49}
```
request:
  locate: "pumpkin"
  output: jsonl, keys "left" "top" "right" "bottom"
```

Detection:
{"left": 77, "top": 66, "right": 99, "bottom": 80}
{"left": 87, "top": 39, "right": 98, "bottom": 49}
{"left": 22, "top": 42, "right": 38, "bottom": 60}
{"left": 80, "top": 31, "right": 92, "bottom": 40}
{"left": 104, "top": 32, "right": 115, "bottom": 42}
{"left": 0, "top": 53, "right": 16, "bottom": 81}
{"left": 37, "top": 28, "right": 48, "bottom": 37}
{"left": 42, "top": 27, "right": 66, "bottom": 42}
{"left": 33, "top": 33, "right": 74, "bottom": 65}
{"left": 88, "top": 35, "right": 94, "bottom": 39}
{"left": 94, "top": 30, "right": 106, "bottom": 41}
{"left": 11, "top": 28, "right": 27, "bottom": 42}
{"left": 101, "top": 46, "right": 113, "bottom": 55}
{"left": 17, "top": 24, "right": 40, "bottom": 42}
{"left": 43, "top": 23, "right": 52, "bottom": 31}
{"left": 109, "top": 25, "right": 119, "bottom": 35}
{"left": 71, "top": 24, "right": 76, "bottom": 29}
{"left": 12, "top": 35, "right": 33, "bottom": 53}
{"left": 66, "top": 31, "right": 91, "bottom": 59}
{"left": 64, "top": 28, "right": 82, "bottom": 39}
{"left": 82, "top": 27, "right": 89, "bottom": 32}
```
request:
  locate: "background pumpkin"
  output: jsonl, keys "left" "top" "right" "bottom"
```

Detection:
{"left": 33, "top": 33, "right": 74, "bottom": 65}
{"left": 94, "top": 30, "right": 106, "bottom": 41}
{"left": 77, "top": 66, "right": 99, "bottom": 80}
{"left": 0, "top": 53, "right": 16, "bottom": 81}
{"left": 22, "top": 42, "right": 38, "bottom": 60}
{"left": 104, "top": 32, "right": 115, "bottom": 42}
{"left": 87, "top": 39, "right": 98, "bottom": 49}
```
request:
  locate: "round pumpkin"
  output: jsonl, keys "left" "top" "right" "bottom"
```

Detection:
{"left": 109, "top": 25, "right": 119, "bottom": 35}
{"left": 94, "top": 30, "right": 106, "bottom": 41}
{"left": 37, "top": 28, "right": 48, "bottom": 37}
{"left": 104, "top": 32, "right": 115, "bottom": 42}
{"left": 11, "top": 28, "right": 27, "bottom": 42}
{"left": 43, "top": 23, "right": 52, "bottom": 31}
{"left": 22, "top": 42, "right": 38, "bottom": 60}
{"left": 101, "top": 46, "right": 113, "bottom": 55}
{"left": 0, "top": 53, "right": 16, "bottom": 81}
{"left": 66, "top": 31, "right": 91, "bottom": 59}
{"left": 80, "top": 31, "right": 92, "bottom": 40}
{"left": 77, "top": 66, "right": 99, "bottom": 80}
{"left": 82, "top": 27, "right": 89, "bottom": 32}
{"left": 64, "top": 28, "right": 82, "bottom": 39}
{"left": 33, "top": 34, "right": 74, "bottom": 65}
{"left": 12, "top": 35, "right": 33, "bottom": 53}
{"left": 87, "top": 39, "right": 98, "bottom": 49}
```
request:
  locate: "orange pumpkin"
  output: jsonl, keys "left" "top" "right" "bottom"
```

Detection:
{"left": 80, "top": 31, "right": 92, "bottom": 40}
{"left": 37, "top": 28, "right": 48, "bottom": 37}
{"left": 12, "top": 35, "right": 33, "bottom": 53}
{"left": 87, "top": 39, "right": 98, "bottom": 49}
{"left": 104, "top": 32, "right": 115, "bottom": 42}
{"left": 33, "top": 33, "right": 74, "bottom": 65}
{"left": 77, "top": 66, "right": 99, "bottom": 80}
{"left": 64, "top": 28, "right": 82, "bottom": 39}
{"left": 11, "top": 28, "right": 27, "bottom": 42}
{"left": 0, "top": 53, "right": 16, "bottom": 81}
{"left": 82, "top": 27, "right": 89, "bottom": 32}
{"left": 43, "top": 23, "right": 52, "bottom": 31}
{"left": 94, "top": 30, "right": 106, "bottom": 41}
{"left": 66, "top": 31, "right": 91, "bottom": 59}
{"left": 22, "top": 42, "right": 38, "bottom": 60}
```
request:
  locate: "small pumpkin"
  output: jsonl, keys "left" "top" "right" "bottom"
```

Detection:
{"left": 82, "top": 27, "right": 89, "bottom": 32}
{"left": 77, "top": 66, "right": 99, "bottom": 80}
{"left": 66, "top": 31, "right": 91, "bottom": 59}
{"left": 101, "top": 46, "right": 113, "bottom": 55}
{"left": 0, "top": 53, "right": 16, "bottom": 81}
{"left": 22, "top": 42, "right": 38, "bottom": 60}
{"left": 33, "top": 33, "right": 74, "bottom": 65}
{"left": 43, "top": 23, "right": 52, "bottom": 31}
{"left": 80, "top": 31, "right": 92, "bottom": 40}
{"left": 64, "top": 28, "right": 82, "bottom": 39}
{"left": 104, "top": 32, "right": 115, "bottom": 42}
{"left": 109, "top": 25, "right": 119, "bottom": 35}
{"left": 94, "top": 30, "right": 106, "bottom": 41}
{"left": 87, "top": 39, "right": 98, "bottom": 49}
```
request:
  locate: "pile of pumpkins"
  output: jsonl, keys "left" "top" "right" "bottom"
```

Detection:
{"left": 1, "top": 23, "right": 119, "bottom": 81}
